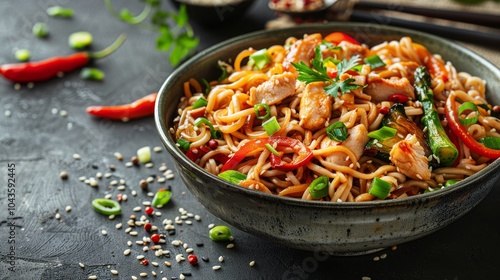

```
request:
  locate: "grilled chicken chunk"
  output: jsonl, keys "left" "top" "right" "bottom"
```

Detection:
{"left": 365, "top": 75, "right": 415, "bottom": 103}
{"left": 249, "top": 72, "right": 296, "bottom": 106}
{"left": 320, "top": 124, "right": 370, "bottom": 166}
{"left": 390, "top": 134, "right": 431, "bottom": 181}
{"left": 299, "top": 82, "right": 332, "bottom": 131}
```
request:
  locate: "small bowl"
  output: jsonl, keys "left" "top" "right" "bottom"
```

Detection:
{"left": 155, "top": 23, "right": 500, "bottom": 254}
{"left": 170, "top": 0, "right": 255, "bottom": 25}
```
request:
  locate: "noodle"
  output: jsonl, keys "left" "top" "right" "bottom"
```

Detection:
{"left": 170, "top": 33, "right": 499, "bottom": 202}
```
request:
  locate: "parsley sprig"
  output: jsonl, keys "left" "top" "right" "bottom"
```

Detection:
{"left": 291, "top": 46, "right": 363, "bottom": 98}
{"left": 105, "top": 0, "right": 199, "bottom": 66}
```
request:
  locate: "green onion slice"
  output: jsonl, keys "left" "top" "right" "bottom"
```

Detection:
{"left": 46, "top": 6, "right": 74, "bottom": 17}
{"left": 152, "top": 188, "right": 172, "bottom": 207}
{"left": 265, "top": 143, "right": 280, "bottom": 156}
{"left": 80, "top": 68, "right": 105, "bottom": 80}
{"left": 218, "top": 170, "right": 247, "bottom": 184}
{"left": 478, "top": 136, "right": 500, "bottom": 150}
{"left": 254, "top": 103, "right": 271, "bottom": 120}
{"left": 209, "top": 225, "right": 232, "bottom": 241}
{"left": 194, "top": 117, "right": 222, "bottom": 139}
{"left": 326, "top": 122, "right": 348, "bottom": 141}
{"left": 364, "top": 55, "right": 386, "bottom": 69}
{"left": 262, "top": 116, "right": 280, "bottom": 136}
{"left": 177, "top": 137, "right": 191, "bottom": 150}
{"left": 444, "top": 179, "right": 459, "bottom": 187}
{"left": 367, "top": 126, "right": 397, "bottom": 141}
{"left": 15, "top": 49, "right": 31, "bottom": 62}
{"left": 32, "top": 22, "right": 49, "bottom": 38}
{"left": 69, "top": 31, "right": 93, "bottom": 49}
{"left": 92, "top": 198, "right": 122, "bottom": 216}
{"left": 137, "top": 146, "right": 151, "bottom": 163}
{"left": 458, "top": 101, "right": 479, "bottom": 125}
{"left": 192, "top": 97, "right": 208, "bottom": 109}
{"left": 308, "top": 175, "right": 329, "bottom": 199}
{"left": 369, "top": 177, "right": 392, "bottom": 199}
{"left": 249, "top": 48, "right": 272, "bottom": 70}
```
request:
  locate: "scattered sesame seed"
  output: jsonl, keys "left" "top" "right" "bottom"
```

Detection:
{"left": 132, "top": 276, "right": 137, "bottom": 280}
{"left": 125, "top": 162, "right": 134, "bottom": 167}
{"left": 55, "top": 213, "right": 61, "bottom": 220}
{"left": 391, "top": 245, "right": 398, "bottom": 250}
{"left": 133, "top": 206, "right": 141, "bottom": 212}
{"left": 108, "top": 215, "right": 115, "bottom": 220}
{"left": 117, "top": 185, "right": 126, "bottom": 191}
{"left": 145, "top": 163, "right": 154, "bottom": 168}
{"left": 139, "top": 272, "right": 147, "bottom": 277}
{"left": 105, "top": 194, "right": 113, "bottom": 199}
{"left": 60, "top": 110, "right": 68, "bottom": 117}
{"left": 180, "top": 274, "right": 186, "bottom": 280}
{"left": 152, "top": 271, "right": 157, "bottom": 277}
{"left": 249, "top": 261, "right": 255, "bottom": 267}
{"left": 159, "top": 166, "right": 167, "bottom": 172}
{"left": 175, "top": 254, "right": 185, "bottom": 263}
{"left": 59, "top": 171, "right": 68, "bottom": 180}
{"left": 208, "top": 223, "right": 215, "bottom": 229}
{"left": 101, "top": 229, "right": 107, "bottom": 236}
{"left": 130, "top": 231, "right": 138, "bottom": 236}
{"left": 212, "top": 265, "right": 221, "bottom": 271}
{"left": 79, "top": 262, "right": 85, "bottom": 268}
{"left": 127, "top": 240, "right": 132, "bottom": 246}
{"left": 88, "top": 276, "right": 97, "bottom": 280}
{"left": 194, "top": 215, "right": 201, "bottom": 221}
{"left": 110, "top": 269, "right": 118, "bottom": 275}
{"left": 218, "top": 256, "right": 224, "bottom": 262}
{"left": 164, "top": 261, "right": 171, "bottom": 267}
{"left": 362, "top": 277, "right": 372, "bottom": 280}
{"left": 137, "top": 255, "right": 145, "bottom": 260}
{"left": 73, "top": 153, "right": 81, "bottom": 160}
{"left": 373, "top": 256, "right": 380, "bottom": 261}
{"left": 226, "top": 243, "right": 234, "bottom": 249}
{"left": 125, "top": 228, "right": 132, "bottom": 233}
{"left": 380, "top": 253, "right": 387, "bottom": 259}
{"left": 114, "top": 152, "right": 123, "bottom": 161}
{"left": 152, "top": 261, "right": 159, "bottom": 267}
{"left": 115, "top": 223, "right": 122, "bottom": 229}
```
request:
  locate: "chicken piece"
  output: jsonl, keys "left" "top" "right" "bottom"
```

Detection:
{"left": 320, "top": 124, "right": 370, "bottom": 166}
{"left": 299, "top": 82, "right": 332, "bottom": 131}
{"left": 283, "top": 33, "right": 322, "bottom": 71}
{"left": 248, "top": 72, "right": 296, "bottom": 106}
{"left": 390, "top": 134, "right": 431, "bottom": 181}
{"left": 338, "top": 41, "right": 369, "bottom": 60}
{"left": 364, "top": 75, "right": 415, "bottom": 103}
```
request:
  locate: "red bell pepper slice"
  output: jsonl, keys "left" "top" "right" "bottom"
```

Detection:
{"left": 445, "top": 93, "right": 500, "bottom": 159}
{"left": 221, "top": 137, "right": 313, "bottom": 172}
{"left": 324, "top": 32, "right": 360, "bottom": 45}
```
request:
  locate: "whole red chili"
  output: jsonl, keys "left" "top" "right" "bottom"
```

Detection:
{"left": 86, "top": 93, "right": 157, "bottom": 121}
{"left": 0, "top": 34, "right": 126, "bottom": 83}
{"left": 187, "top": 254, "right": 198, "bottom": 265}
{"left": 150, "top": 233, "right": 161, "bottom": 243}
{"left": 144, "top": 206, "right": 154, "bottom": 216}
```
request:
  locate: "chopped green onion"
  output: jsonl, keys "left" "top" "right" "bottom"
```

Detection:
{"left": 217, "top": 63, "right": 229, "bottom": 82}
{"left": 202, "top": 78, "right": 211, "bottom": 95}
{"left": 46, "top": 6, "right": 74, "bottom": 18}
{"left": 444, "top": 179, "right": 459, "bottom": 187}
{"left": 364, "top": 55, "right": 386, "bottom": 69}
{"left": 262, "top": 116, "right": 280, "bottom": 136}
{"left": 367, "top": 126, "right": 397, "bottom": 141}
{"left": 458, "top": 102, "right": 479, "bottom": 125}
{"left": 326, "top": 122, "right": 348, "bottom": 141}
{"left": 68, "top": 31, "right": 93, "bottom": 49}
{"left": 249, "top": 48, "right": 271, "bottom": 70}
{"left": 80, "top": 68, "right": 105, "bottom": 80}
{"left": 369, "top": 177, "right": 392, "bottom": 199}
{"left": 137, "top": 146, "right": 151, "bottom": 163}
{"left": 177, "top": 137, "right": 191, "bottom": 150}
{"left": 209, "top": 225, "right": 232, "bottom": 241}
{"left": 152, "top": 188, "right": 172, "bottom": 207}
{"left": 192, "top": 97, "right": 208, "bottom": 109}
{"left": 478, "top": 136, "right": 500, "bottom": 150}
{"left": 92, "top": 198, "right": 122, "bottom": 215}
{"left": 308, "top": 175, "right": 329, "bottom": 199}
{"left": 194, "top": 117, "right": 222, "bottom": 139}
{"left": 32, "top": 22, "right": 49, "bottom": 38}
{"left": 218, "top": 170, "right": 247, "bottom": 184}
{"left": 254, "top": 103, "right": 271, "bottom": 120}
{"left": 265, "top": 143, "right": 280, "bottom": 156}
{"left": 15, "top": 49, "right": 30, "bottom": 62}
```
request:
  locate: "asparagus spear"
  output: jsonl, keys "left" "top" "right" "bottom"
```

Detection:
{"left": 414, "top": 66, "right": 458, "bottom": 166}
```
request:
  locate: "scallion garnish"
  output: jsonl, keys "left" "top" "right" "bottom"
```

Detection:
{"left": 478, "top": 136, "right": 500, "bottom": 150}
{"left": 326, "top": 122, "right": 348, "bottom": 141}
{"left": 254, "top": 103, "right": 271, "bottom": 120}
{"left": 444, "top": 179, "right": 459, "bottom": 187}
{"left": 194, "top": 117, "right": 222, "bottom": 139}
{"left": 458, "top": 101, "right": 479, "bottom": 125}
{"left": 369, "top": 177, "right": 392, "bottom": 199}
{"left": 265, "top": 143, "right": 280, "bottom": 156}
{"left": 177, "top": 137, "right": 191, "bottom": 150}
{"left": 218, "top": 170, "right": 247, "bottom": 184}
{"left": 192, "top": 97, "right": 208, "bottom": 109}
{"left": 364, "top": 55, "right": 386, "bottom": 69}
{"left": 367, "top": 126, "right": 397, "bottom": 141}
{"left": 308, "top": 175, "right": 329, "bottom": 199}
{"left": 262, "top": 116, "right": 280, "bottom": 136}
{"left": 249, "top": 48, "right": 271, "bottom": 70}
{"left": 80, "top": 68, "right": 105, "bottom": 81}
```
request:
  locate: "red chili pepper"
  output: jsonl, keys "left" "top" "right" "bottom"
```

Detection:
{"left": 221, "top": 137, "right": 313, "bottom": 172}
{"left": 86, "top": 93, "right": 157, "bottom": 121}
{"left": 0, "top": 34, "right": 126, "bottom": 83}
{"left": 387, "top": 93, "right": 409, "bottom": 103}
{"left": 324, "top": 32, "right": 360, "bottom": 45}
{"left": 445, "top": 93, "right": 500, "bottom": 159}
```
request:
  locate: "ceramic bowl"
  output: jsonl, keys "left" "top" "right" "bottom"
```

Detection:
{"left": 155, "top": 23, "right": 500, "bottom": 254}
{"left": 170, "top": 0, "right": 255, "bottom": 25}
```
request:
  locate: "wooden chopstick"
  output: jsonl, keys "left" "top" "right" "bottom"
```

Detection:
{"left": 353, "top": 1, "right": 500, "bottom": 29}
{"left": 348, "top": 10, "right": 500, "bottom": 47}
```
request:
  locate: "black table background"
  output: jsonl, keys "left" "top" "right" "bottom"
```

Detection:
{"left": 1, "top": 1, "right": 500, "bottom": 279}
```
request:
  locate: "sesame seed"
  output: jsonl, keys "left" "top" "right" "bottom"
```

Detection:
{"left": 125, "top": 162, "right": 134, "bottom": 167}
{"left": 131, "top": 190, "right": 137, "bottom": 196}
{"left": 79, "top": 262, "right": 85, "bottom": 268}
{"left": 157, "top": 177, "right": 166, "bottom": 183}
{"left": 114, "top": 152, "right": 123, "bottom": 160}
{"left": 143, "top": 246, "right": 149, "bottom": 252}
{"left": 164, "top": 261, "right": 171, "bottom": 267}
{"left": 212, "top": 265, "right": 221, "bottom": 270}
{"left": 130, "top": 231, "right": 138, "bottom": 236}
{"left": 145, "top": 163, "right": 154, "bottom": 168}
{"left": 208, "top": 223, "right": 215, "bottom": 229}
{"left": 380, "top": 253, "right": 387, "bottom": 259}
{"left": 101, "top": 229, "right": 107, "bottom": 236}
{"left": 117, "top": 185, "right": 126, "bottom": 191}
{"left": 152, "top": 271, "right": 157, "bottom": 277}
{"left": 116, "top": 223, "right": 122, "bottom": 229}
{"left": 218, "top": 256, "right": 224, "bottom": 262}
{"left": 110, "top": 269, "right": 118, "bottom": 275}
{"left": 194, "top": 215, "right": 201, "bottom": 221}
{"left": 175, "top": 254, "right": 185, "bottom": 263}
{"left": 249, "top": 261, "right": 255, "bottom": 267}
{"left": 154, "top": 146, "right": 163, "bottom": 153}
{"left": 159, "top": 166, "right": 167, "bottom": 172}
{"left": 362, "top": 277, "right": 372, "bottom": 280}
{"left": 59, "top": 171, "right": 68, "bottom": 180}
{"left": 125, "top": 228, "right": 132, "bottom": 233}
{"left": 60, "top": 110, "right": 68, "bottom": 117}
{"left": 226, "top": 243, "right": 234, "bottom": 249}
{"left": 152, "top": 261, "right": 159, "bottom": 267}
{"left": 108, "top": 215, "right": 115, "bottom": 220}
{"left": 88, "top": 276, "right": 97, "bottom": 280}
{"left": 104, "top": 173, "right": 112, "bottom": 178}
{"left": 136, "top": 255, "right": 145, "bottom": 260}
{"left": 73, "top": 153, "right": 81, "bottom": 160}
{"left": 127, "top": 241, "right": 132, "bottom": 246}
{"left": 139, "top": 272, "right": 147, "bottom": 277}
{"left": 55, "top": 213, "right": 61, "bottom": 220}
{"left": 133, "top": 206, "right": 141, "bottom": 212}
{"left": 373, "top": 256, "right": 380, "bottom": 261}
{"left": 132, "top": 276, "right": 137, "bottom": 280}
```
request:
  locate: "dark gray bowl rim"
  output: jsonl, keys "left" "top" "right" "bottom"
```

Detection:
{"left": 155, "top": 22, "right": 500, "bottom": 209}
